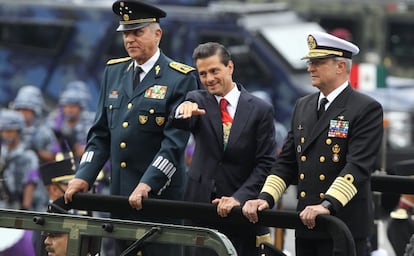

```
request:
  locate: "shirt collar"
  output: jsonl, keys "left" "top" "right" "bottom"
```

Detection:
{"left": 215, "top": 83, "right": 240, "bottom": 107}
{"left": 319, "top": 81, "right": 348, "bottom": 105}
{"left": 134, "top": 48, "right": 160, "bottom": 74}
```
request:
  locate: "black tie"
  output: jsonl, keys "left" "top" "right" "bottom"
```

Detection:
{"left": 317, "top": 98, "right": 329, "bottom": 119}
{"left": 133, "top": 66, "right": 143, "bottom": 90}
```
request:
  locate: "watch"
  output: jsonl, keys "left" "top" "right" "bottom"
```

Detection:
{"left": 321, "top": 200, "right": 334, "bottom": 214}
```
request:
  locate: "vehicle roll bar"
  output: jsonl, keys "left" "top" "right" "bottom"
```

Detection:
{"left": 58, "top": 193, "right": 356, "bottom": 256}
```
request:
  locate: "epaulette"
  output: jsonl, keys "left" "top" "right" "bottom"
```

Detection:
{"left": 169, "top": 61, "right": 195, "bottom": 74}
{"left": 106, "top": 57, "right": 132, "bottom": 65}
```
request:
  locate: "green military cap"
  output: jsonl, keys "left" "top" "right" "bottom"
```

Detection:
{"left": 112, "top": 0, "right": 166, "bottom": 32}
{"left": 39, "top": 158, "right": 75, "bottom": 186}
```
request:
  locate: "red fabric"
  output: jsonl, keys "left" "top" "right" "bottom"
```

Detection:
{"left": 220, "top": 98, "right": 233, "bottom": 124}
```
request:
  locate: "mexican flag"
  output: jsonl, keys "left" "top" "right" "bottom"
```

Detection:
{"left": 350, "top": 63, "right": 387, "bottom": 91}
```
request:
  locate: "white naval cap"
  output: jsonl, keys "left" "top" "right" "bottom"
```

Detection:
{"left": 301, "top": 31, "right": 359, "bottom": 60}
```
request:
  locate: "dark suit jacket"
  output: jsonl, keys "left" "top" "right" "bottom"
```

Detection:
{"left": 75, "top": 52, "right": 198, "bottom": 219}
{"left": 173, "top": 84, "right": 277, "bottom": 204}
{"left": 266, "top": 85, "right": 383, "bottom": 239}
{"left": 171, "top": 84, "right": 277, "bottom": 255}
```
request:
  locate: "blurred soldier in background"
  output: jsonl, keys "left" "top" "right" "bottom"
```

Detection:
{"left": 0, "top": 109, "right": 38, "bottom": 210}
{"left": 387, "top": 160, "right": 414, "bottom": 256}
{"left": 10, "top": 85, "right": 58, "bottom": 163}
{"left": 10, "top": 85, "right": 57, "bottom": 211}
{"left": 47, "top": 80, "right": 95, "bottom": 163}
{"left": 38, "top": 158, "right": 100, "bottom": 256}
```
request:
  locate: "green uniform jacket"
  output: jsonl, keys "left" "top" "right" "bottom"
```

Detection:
{"left": 75, "top": 52, "right": 197, "bottom": 205}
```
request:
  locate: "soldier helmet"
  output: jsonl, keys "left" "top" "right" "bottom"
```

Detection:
{"left": 59, "top": 88, "right": 88, "bottom": 109}
{"left": 11, "top": 85, "right": 44, "bottom": 116}
{"left": 0, "top": 109, "right": 25, "bottom": 131}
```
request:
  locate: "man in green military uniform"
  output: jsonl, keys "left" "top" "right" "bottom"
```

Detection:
{"left": 64, "top": 0, "right": 198, "bottom": 254}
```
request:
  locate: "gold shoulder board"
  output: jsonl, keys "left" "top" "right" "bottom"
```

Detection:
{"left": 169, "top": 61, "right": 195, "bottom": 74}
{"left": 106, "top": 57, "right": 132, "bottom": 65}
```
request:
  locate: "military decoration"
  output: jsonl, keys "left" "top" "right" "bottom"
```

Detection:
{"left": 332, "top": 144, "right": 340, "bottom": 162}
{"left": 144, "top": 85, "right": 167, "bottom": 99}
{"left": 155, "top": 65, "right": 160, "bottom": 76}
{"left": 155, "top": 117, "right": 165, "bottom": 126}
{"left": 328, "top": 119, "right": 349, "bottom": 138}
{"left": 139, "top": 115, "right": 148, "bottom": 124}
{"left": 109, "top": 90, "right": 118, "bottom": 99}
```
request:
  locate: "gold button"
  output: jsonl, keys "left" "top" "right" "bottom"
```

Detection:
{"left": 128, "top": 103, "right": 133, "bottom": 109}
{"left": 122, "top": 122, "right": 129, "bottom": 128}
{"left": 319, "top": 156, "right": 325, "bottom": 162}
{"left": 120, "top": 142, "right": 127, "bottom": 149}
{"left": 319, "top": 174, "right": 325, "bottom": 181}
{"left": 320, "top": 193, "right": 325, "bottom": 199}
{"left": 109, "top": 105, "right": 113, "bottom": 110}
{"left": 301, "top": 137, "right": 305, "bottom": 143}
{"left": 300, "top": 191, "right": 306, "bottom": 198}
{"left": 120, "top": 162, "right": 127, "bottom": 168}
{"left": 301, "top": 156, "right": 306, "bottom": 162}
{"left": 149, "top": 109, "right": 155, "bottom": 114}
{"left": 326, "top": 138, "right": 332, "bottom": 145}
{"left": 344, "top": 174, "right": 355, "bottom": 183}
{"left": 300, "top": 173, "right": 305, "bottom": 180}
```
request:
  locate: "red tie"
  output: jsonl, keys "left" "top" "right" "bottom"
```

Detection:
{"left": 220, "top": 98, "right": 232, "bottom": 150}
{"left": 220, "top": 98, "right": 233, "bottom": 124}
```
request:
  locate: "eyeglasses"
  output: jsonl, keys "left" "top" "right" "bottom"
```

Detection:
{"left": 306, "top": 58, "right": 333, "bottom": 67}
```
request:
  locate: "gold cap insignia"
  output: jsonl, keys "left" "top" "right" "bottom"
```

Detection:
{"left": 307, "top": 35, "right": 317, "bottom": 50}
{"left": 123, "top": 14, "right": 129, "bottom": 21}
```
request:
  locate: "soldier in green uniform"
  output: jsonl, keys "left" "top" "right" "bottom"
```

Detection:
{"left": 64, "top": 0, "right": 198, "bottom": 255}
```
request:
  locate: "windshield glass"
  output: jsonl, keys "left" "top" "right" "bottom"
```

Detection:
{"left": 260, "top": 22, "right": 325, "bottom": 70}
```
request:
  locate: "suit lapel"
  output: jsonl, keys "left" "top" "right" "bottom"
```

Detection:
{"left": 226, "top": 89, "right": 251, "bottom": 148}
{"left": 204, "top": 94, "right": 224, "bottom": 146}
{"left": 303, "top": 86, "right": 352, "bottom": 152}
{"left": 121, "top": 61, "right": 134, "bottom": 99}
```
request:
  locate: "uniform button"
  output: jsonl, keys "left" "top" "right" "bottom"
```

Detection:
{"left": 300, "top": 191, "right": 306, "bottom": 198}
{"left": 320, "top": 193, "right": 325, "bottom": 199}
{"left": 120, "top": 162, "right": 127, "bottom": 168}
{"left": 128, "top": 103, "right": 133, "bottom": 109}
{"left": 149, "top": 109, "right": 155, "bottom": 114}
{"left": 301, "top": 137, "right": 305, "bottom": 143}
{"left": 109, "top": 105, "right": 113, "bottom": 110}
{"left": 122, "top": 122, "right": 129, "bottom": 128}
{"left": 301, "top": 156, "right": 307, "bottom": 162}
{"left": 120, "top": 142, "right": 127, "bottom": 149}
{"left": 299, "top": 173, "right": 305, "bottom": 180}
{"left": 319, "top": 174, "right": 325, "bottom": 181}
{"left": 326, "top": 138, "right": 332, "bottom": 145}
{"left": 319, "top": 156, "right": 325, "bottom": 162}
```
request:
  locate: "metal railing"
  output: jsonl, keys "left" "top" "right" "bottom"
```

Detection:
{"left": 56, "top": 193, "right": 356, "bottom": 256}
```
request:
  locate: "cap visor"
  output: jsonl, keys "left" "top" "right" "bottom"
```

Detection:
{"left": 116, "top": 22, "right": 151, "bottom": 32}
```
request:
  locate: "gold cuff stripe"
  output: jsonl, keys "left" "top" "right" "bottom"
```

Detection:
{"left": 325, "top": 176, "right": 357, "bottom": 206}
{"left": 120, "top": 18, "right": 157, "bottom": 25}
{"left": 256, "top": 233, "right": 272, "bottom": 247}
{"left": 261, "top": 175, "right": 286, "bottom": 203}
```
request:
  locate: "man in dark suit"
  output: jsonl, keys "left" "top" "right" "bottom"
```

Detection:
{"left": 171, "top": 42, "right": 277, "bottom": 256}
{"left": 243, "top": 31, "right": 384, "bottom": 256}
{"left": 64, "top": 0, "right": 198, "bottom": 255}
